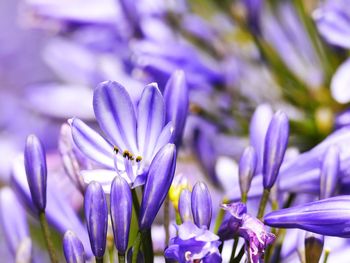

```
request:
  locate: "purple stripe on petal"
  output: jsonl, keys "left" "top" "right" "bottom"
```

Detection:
{"left": 70, "top": 118, "right": 114, "bottom": 169}
{"left": 137, "top": 83, "right": 165, "bottom": 161}
{"left": 93, "top": 81, "right": 138, "bottom": 154}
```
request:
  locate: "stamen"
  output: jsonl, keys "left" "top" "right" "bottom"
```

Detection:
{"left": 123, "top": 150, "right": 133, "bottom": 160}
{"left": 113, "top": 146, "right": 119, "bottom": 154}
{"left": 136, "top": 156, "right": 142, "bottom": 162}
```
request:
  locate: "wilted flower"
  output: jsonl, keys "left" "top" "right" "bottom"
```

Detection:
{"left": 220, "top": 202, "right": 275, "bottom": 262}
{"left": 164, "top": 221, "right": 222, "bottom": 263}
{"left": 304, "top": 232, "right": 324, "bottom": 263}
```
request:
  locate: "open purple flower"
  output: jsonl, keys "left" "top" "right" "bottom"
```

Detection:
{"left": 165, "top": 221, "right": 222, "bottom": 263}
{"left": 70, "top": 81, "right": 174, "bottom": 190}
{"left": 264, "top": 195, "right": 350, "bottom": 238}
{"left": 219, "top": 203, "right": 275, "bottom": 263}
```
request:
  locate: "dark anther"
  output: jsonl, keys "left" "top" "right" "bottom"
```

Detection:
{"left": 122, "top": 150, "right": 134, "bottom": 160}
{"left": 113, "top": 146, "right": 119, "bottom": 154}
{"left": 136, "top": 156, "right": 142, "bottom": 162}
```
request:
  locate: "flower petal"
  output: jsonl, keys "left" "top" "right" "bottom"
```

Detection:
{"left": 70, "top": 118, "right": 114, "bottom": 168}
{"left": 331, "top": 58, "right": 350, "bottom": 104}
{"left": 93, "top": 81, "right": 138, "bottom": 154}
{"left": 137, "top": 83, "right": 165, "bottom": 161}
{"left": 152, "top": 122, "right": 174, "bottom": 158}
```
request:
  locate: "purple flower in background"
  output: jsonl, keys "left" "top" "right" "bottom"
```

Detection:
{"left": 63, "top": 230, "right": 86, "bottom": 263}
{"left": 164, "top": 221, "right": 222, "bottom": 263}
{"left": 139, "top": 143, "right": 176, "bottom": 230}
{"left": 24, "top": 134, "right": 47, "bottom": 212}
{"left": 178, "top": 189, "right": 193, "bottom": 223}
{"left": 0, "top": 187, "right": 30, "bottom": 257}
{"left": 219, "top": 203, "right": 275, "bottom": 263}
{"left": 263, "top": 111, "right": 289, "bottom": 189}
{"left": 84, "top": 181, "right": 108, "bottom": 259}
{"left": 320, "top": 146, "right": 340, "bottom": 199}
{"left": 264, "top": 195, "right": 350, "bottom": 237}
{"left": 71, "top": 81, "right": 174, "bottom": 190}
{"left": 191, "top": 182, "right": 212, "bottom": 229}
{"left": 239, "top": 146, "right": 257, "bottom": 197}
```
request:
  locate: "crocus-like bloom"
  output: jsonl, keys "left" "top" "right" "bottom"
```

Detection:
{"left": 219, "top": 203, "right": 275, "bottom": 262}
{"left": 164, "top": 221, "right": 222, "bottom": 263}
{"left": 239, "top": 146, "right": 257, "bottom": 196}
{"left": 263, "top": 111, "right": 289, "bottom": 189}
{"left": 191, "top": 182, "right": 212, "bottom": 229}
{"left": 24, "top": 134, "right": 47, "bottom": 212}
{"left": 320, "top": 146, "right": 340, "bottom": 199}
{"left": 139, "top": 143, "right": 176, "bottom": 230}
{"left": 0, "top": 187, "right": 30, "bottom": 257}
{"left": 178, "top": 189, "right": 193, "bottom": 223}
{"left": 63, "top": 230, "right": 86, "bottom": 263}
{"left": 110, "top": 176, "right": 132, "bottom": 254}
{"left": 71, "top": 80, "right": 173, "bottom": 190}
{"left": 84, "top": 181, "right": 108, "bottom": 258}
{"left": 264, "top": 195, "right": 350, "bottom": 237}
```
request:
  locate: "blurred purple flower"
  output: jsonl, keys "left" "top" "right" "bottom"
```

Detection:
{"left": 219, "top": 202, "right": 275, "bottom": 262}
{"left": 178, "top": 189, "right": 193, "bottom": 223}
{"left": 63, "top": 230, "right": 86, "bottom": 263}
{"left": 320, "top": 146, "right": 340, "bottom": 199}
{"left": 165, "top": 221, "right": 222, "bottom": 263}
{"left": 239, "top": 146, "right": 257, "bottom": 196}
{"left": 191, "top": 182, "right": 212, "bottom": 229}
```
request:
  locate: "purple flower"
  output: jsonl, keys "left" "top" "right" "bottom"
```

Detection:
{"left": 178, "top": 189, "right": 193, "bottom": 223}
{"left": 110, "top": 176, "right": 132, "bottom": 254}
{"left": 239, "top": 146, "right": 257, "bottom": 196}
{"left": 164, "top": 221, "right": 222, "bottom": 263}
{"left": 84, "top": 181, "right": 108, "bottom": 258}
{"left": 139, "top": 143, "right": 176, "bottom": 230}
{"left": 24, "top": 134, "right": 47, "bottom": 212}
{"left": 320, "top": 146, "right": 340, "bottom": 199}
{"left": 0, "top": 187, "right": 29, "bottom": 257}
{"left": 264, "top": 195, "right": 350, "bottom": 237}
{"left": 63, "top": 230, "right": 86, "bottom": 263}
{"left": 220, "top": 203, "right": 275, "bottom": 263}
{"left": 263, "top": 111, "right": 289, "bottom": 189}
{"left": 191, "top": 182, "right": 212, "bottom": 229}
{"left": 71, "top": 81, "right": 173, "bottom": 190}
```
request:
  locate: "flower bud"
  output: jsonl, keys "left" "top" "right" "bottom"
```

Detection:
{"left": 305, "top": 232, "right": 324, "bottom": 263}
{"left": 24, "top": 134, "right": 47, "bottom": 212}
{"left": 139, "top": 143, "right": 177, "bottom": 230}
{"left": 239, "top": 146, "right": 257, "bottom": 196}
{"left": 263, "top": 111, "right": 289, "bottom": 189}
{"left": 84, "top": 181, "right": 108, "bottom": 258}
{"left": 320, "top": 146, "right": 340, "bottom": 199}
{"left": 63, "top": 230, "right": 85, "bottom": 263}
{"left": 178, "top": 189, "right": 193, "bottom": 223}
{"left": 191, "top": 182, "right": 212, "bottom": 229}
{"left": 110, "top": 176, "right": 132, "bottom": 254}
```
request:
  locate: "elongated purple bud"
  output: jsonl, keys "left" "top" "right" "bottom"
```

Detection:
{"left": 139, "top": 143, "right": 177, "bottom": 230}
{"left": 263, "top": 111, "right": 289, "bottom": 189}
{"left": 305, "top": 232, "right": 324, "bottom": 263}
{"left": 24, "top": 134, "right": 47, "bottom": 212}
{"left": 63, "top": 230, "right": 85, "bottom": 263}
{"left": 84, "top": 182, "right": 108, "bottom": 258}
{"left": 178, "top": 189, "right": 193, "bottom": 222}
{"left": 239, "top": 146, "right": 257, "bottom": 196}
{"left": 110, "top": 176, "right": 132, "bottom": 254}
{"left": 320, "top": 146, "right": 340, "bottom": 199}
{"left": 164, "top": 70, "right": 189, "bottom": 147}
{"left": 191, "top": 182, "right": 212, "bottom": 229}
{"left": 264, "top": 195, "right": 350, "bottom": 237}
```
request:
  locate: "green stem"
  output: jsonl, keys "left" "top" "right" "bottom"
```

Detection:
{"left": 96, "top": 257, "right": 104, "bottom": 263}
{"left": 132, "top": 188, "right": 140, "bottom": 219}
{"left": 257, "top": 189, "right": 270, "bottom": 219}
{"left": 229, "top": 237, "right": 239, "bottom": 263}
{"left": 241, "top": 192, "right": 247, "bottom": 204}
{"left": 213, "top": 208, "right": 225, "bottom": 234}
{"left": 132, "top": 232, "right": 142, "bottom": 263}
{"left": 39, "top": 212, "right": 58, "bottom": 263}
{"left": 141, "top": 230, "right": 154, "bottom": 263}
{"left": 175, "top": 211, "right": 182, "bottom": 225}
{"left": 234, "top": 245, "right": 245, "bottom": 263}
{"left": 323, "top": 250, "right": 330, "bottom": 263}
{"left": 118, "top": 253, "right": 125, "bottom": 263}
{"left": 164, "top": 194, "right": 170, "bottom": 247}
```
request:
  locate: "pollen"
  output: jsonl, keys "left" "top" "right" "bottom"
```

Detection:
{"left": 113, "top": 146, "right": 119, "bottom": 154}
{"left": 136, "top": 156, "right": 142, "bottom": 162}
{"left": 122, "top": 150, "right": 133, "bottom": 160}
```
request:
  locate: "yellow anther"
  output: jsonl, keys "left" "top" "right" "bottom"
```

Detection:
{"left": 136, "top": 156, "right": 142, "bottom": 162}
{"left": 113, "top": 146, "right": 119, "bottom": 154}
{"left": 122, "top": 150, "right": 134, "bottom": 160}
